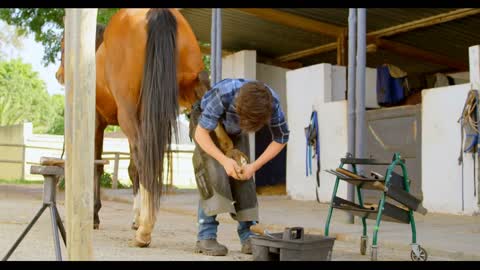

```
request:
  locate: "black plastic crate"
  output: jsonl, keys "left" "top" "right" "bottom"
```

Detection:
{"left": 250, "top": 227, "right": 336, "bottom": 261}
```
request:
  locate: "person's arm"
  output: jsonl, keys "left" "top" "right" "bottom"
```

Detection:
{"left": 195, "top": 86, "right": 242, "bottom": 180}
{"left": 194, "top": 125, "right": 242, "bottom": 179}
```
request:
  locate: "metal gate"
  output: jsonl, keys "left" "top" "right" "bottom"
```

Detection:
{"left": 361, "top": 104, "right": 422, "bottom": 202}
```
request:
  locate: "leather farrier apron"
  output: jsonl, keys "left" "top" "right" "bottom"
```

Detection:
{"left": 188, "top": 101, "right": 259, "bottom": 222}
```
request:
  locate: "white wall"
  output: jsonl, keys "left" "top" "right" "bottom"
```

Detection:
{"left": 422, "top": 83, "right": 480, "bottom": 215}
{"left": 317, "top": 101, "right": 349, "bottom": 202}
{"left": 328, "top": 65, "right": 379, "bottom": 109}
{"left": 0, "top": 122, "right": 31, "bottom": 179}
{"left": 286, "top": 64, "right": 349, "bottom": 201}
{"left": 256, "top": 63, "right": 289, "bottom": 120}
{"left": 222, "top": 50, "right": 257, "bottom": 80}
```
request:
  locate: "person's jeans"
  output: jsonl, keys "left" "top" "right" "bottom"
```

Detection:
{"left": 197, "top": 203, "right": 256, "bottom": 244}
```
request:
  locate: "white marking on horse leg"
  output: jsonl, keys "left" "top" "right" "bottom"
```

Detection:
{"left": 133, "top": 192, "right": 141, "bottom": 225}
{"left": 135, "top": 184, "right": 156, "bottom": 245}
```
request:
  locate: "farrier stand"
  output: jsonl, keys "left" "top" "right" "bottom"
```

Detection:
{"left": 2, "top": 165, "right": 66, "bottom": 261}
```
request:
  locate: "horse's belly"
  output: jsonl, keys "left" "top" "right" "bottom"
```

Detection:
{"left": 96, "top": 90, "right": 118, "bottom": 125}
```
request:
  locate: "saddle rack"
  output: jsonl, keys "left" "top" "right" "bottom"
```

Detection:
{"left": 324, "top": 152, "right": 428, "bottom": 261}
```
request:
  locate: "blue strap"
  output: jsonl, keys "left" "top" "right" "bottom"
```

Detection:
{"left": 313, "top": 111, "right": 320, "bottom": 159}
{"left": 305, "top": 111, "right": 320, "bottom": 177}
{"left": 464, "top": 134, "right": 479, "bottom": 153}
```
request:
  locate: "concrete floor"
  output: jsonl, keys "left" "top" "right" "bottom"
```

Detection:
{"left": 1, "top": 184, "right": 479, "bottom": 261}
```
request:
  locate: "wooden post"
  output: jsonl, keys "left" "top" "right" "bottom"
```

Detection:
{"left": 337, "top": 31, "right": 347, "bottom": 66}
{"left": 21, "top": 144, "right": 26, "bottom": 180}
{"left": 64, "top": 8, "right": 98, "bottom": 261}
{"left": 470, "top": 46, "right": 480, "bottom": 89}
{"left": 470, "top": 45, "right": 480, "bottom": 206}
{"left": 112, "top": 153, "right": 119, "bottom": 189}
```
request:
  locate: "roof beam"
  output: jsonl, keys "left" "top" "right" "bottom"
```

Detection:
{"left": 199, "top": 43, "right": 302, "bottom": 70}
{"left": 199, "top": 43, "right": 233, "bottom": 57}
{"left": 368, "top": 8, "right": 480, "bottom": 38}
{"left": 374, "top": 38, "right": 468, "bottom": 71}
{"left": 276, "top": 8, "right": 480, "bottom": 62}
{"left": 236, "top": 8, "right": 344, "bottom": 38}
{"left": 276, "top": 43, "right": 337, "bottom": 62}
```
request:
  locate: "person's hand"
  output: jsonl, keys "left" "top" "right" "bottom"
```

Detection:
{"left": 238, "top": 163, "right": 256, "bottom": 180}
{"left": 221, "top": 157, "right": 242, "bottom": 180}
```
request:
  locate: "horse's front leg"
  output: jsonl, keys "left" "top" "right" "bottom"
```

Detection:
{"left": 213, "top": 125, "right": 249, "bottom": 167}
{"left": 94, "top": 114, "right": 107, "bottom": 229}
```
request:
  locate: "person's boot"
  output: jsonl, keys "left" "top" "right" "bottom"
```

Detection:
{"left": 241, "top": 238, "right": 252, "bottom": 254}
{"left": 195, "top": 239, "right": 228, "bottom": 256}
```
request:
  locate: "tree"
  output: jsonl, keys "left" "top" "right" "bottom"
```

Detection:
{"left": 0, "top": 22, "right": 23, "bottom": 60}
{"left": 0, "top": 8, "right": 119, "bottom": 66}
{"left": 0, "top": 59, "right": 55, "bottom": 133}
{"left": 47, "top": 94, "right": 65, "bottom": 135}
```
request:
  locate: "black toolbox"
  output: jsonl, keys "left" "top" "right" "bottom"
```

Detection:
{"left": 250, "top": 227, "right": 336, "bottom": 261}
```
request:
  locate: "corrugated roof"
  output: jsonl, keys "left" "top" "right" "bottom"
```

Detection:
{"left": 180, "top": 8, "right": 479, "bottom": 74}
{"left": 278, "top": 8, "right": 458, "bottom": 31}
{"left": 182, "top": 8, "right": 335, "bottom": 58}
{"left": 388, "top": 15, "right": 480, "bottom": 61}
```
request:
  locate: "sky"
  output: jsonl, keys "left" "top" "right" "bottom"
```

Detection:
{"left": 0, "top": 21, "right": 64, "bottom": 96}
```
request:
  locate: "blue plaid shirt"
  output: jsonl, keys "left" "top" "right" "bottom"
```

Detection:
{"left": 198, "top": 78, "right": 290, "bottom": 144}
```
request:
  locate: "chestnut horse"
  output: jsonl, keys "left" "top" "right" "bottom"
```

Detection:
{"left": 56, "top": 8, "right": 247, "bottom": 247}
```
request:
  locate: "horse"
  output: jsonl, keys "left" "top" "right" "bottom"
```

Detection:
{"left": 55, "top": 8, "right": 247, "bottom": 247}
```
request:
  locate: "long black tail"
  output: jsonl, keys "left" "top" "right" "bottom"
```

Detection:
{"left": 138, "top": 8, "right": 178, "bottom": 215}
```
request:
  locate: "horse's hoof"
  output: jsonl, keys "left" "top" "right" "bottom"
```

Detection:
{"left": 226, "top": 149, "right": 249, "bottom": 166}
{"left": 94, "top": 223, "right": 100, "bottom": 230}
{"left": 131, "top": 223, "right": 139, "bottom": 230}
{"left": 129, "top": 239, "right": 151, "bottom": 248}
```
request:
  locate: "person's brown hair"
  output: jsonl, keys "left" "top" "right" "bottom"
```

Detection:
{"left": 236, "top": 81, "right": 274, "bottom": 132}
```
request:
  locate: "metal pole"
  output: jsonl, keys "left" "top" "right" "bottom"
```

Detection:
{"left": 215, "top": 9, "right": 222, "bottom": 82}
{"left": 346, "top": 8, "right": 357, "bottom": 224}
{"left": 210, "top": 9, "right": 217, "bottom": 84}
{"left": 355, "top": 8, "right": 367, "bottom": 174}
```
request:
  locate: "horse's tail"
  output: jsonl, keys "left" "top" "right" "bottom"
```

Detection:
{"left": 138, "top": 8, "right": 178, "bottom": 216}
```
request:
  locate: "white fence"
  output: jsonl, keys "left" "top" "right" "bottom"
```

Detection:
{"left": 0, "top": 123, "right": 196, "bottom": 189}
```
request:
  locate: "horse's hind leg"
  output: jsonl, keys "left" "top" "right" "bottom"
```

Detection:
{"left": 114, "top": 106, "right": 153, "bottom": 247}
{"left": 128, "top": 144, "right": 140, "bottom": 230}
{"left": 94, "top": 113, "right": 107, "bottom": 229}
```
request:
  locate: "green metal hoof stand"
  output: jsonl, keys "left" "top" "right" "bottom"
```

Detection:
{"left": 324, "top": 152, "right": 428, "bottom": 261}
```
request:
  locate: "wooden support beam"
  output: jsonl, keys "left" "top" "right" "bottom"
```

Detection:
{"left": 374, "top": 39, "right": 468, "bottom": 71}
{"left": 369, "top": 8, "right": 480, "bottom": 39}
{"left": 200, "top": 43, "right": 302, "bottom": 70}
{"left": 276, "top": 8, "right": 480, "bottom": 62}
{"left": 64, "top": 8, "right": 97, "bottom": 261}
{"left": 257, "top": 55, "right": 303, "bottom": 70}
{"left": 367, "top": 43, "right": 378, "bottom": 53}
{"left": 275, "top": 43, "right": 337, "bottom": 62}
{"left": 236, "top": 8, "right": 344, "bottom": 38}
{"left": 337, "top": 31, "right": 347, "bottom": 66}
{"left": 199, "top": 43, "right": 233, "bottom": 57}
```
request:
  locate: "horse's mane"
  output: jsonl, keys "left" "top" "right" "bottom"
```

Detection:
{"left": 95, "top": 24, "right": 106, "bottom": 51}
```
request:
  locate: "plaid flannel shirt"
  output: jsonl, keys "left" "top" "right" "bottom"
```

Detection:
{"left": 198, "top": 78, "right": 290, "bottom": 144}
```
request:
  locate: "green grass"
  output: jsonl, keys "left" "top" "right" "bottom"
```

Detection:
{"left": 0, "top": 179, "right": 44, "bottom": 185}
{"left": 57, "top": 172, "right": 131, "bottom": 190}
